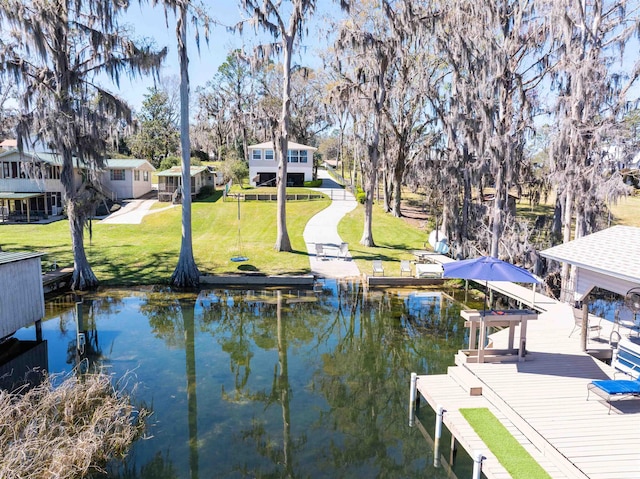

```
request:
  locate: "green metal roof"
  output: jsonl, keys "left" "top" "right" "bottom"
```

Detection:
{"left": 0, "top": 251, "right": 46, "bottom": 266}
{"left": 0, "top": 192, "right": 44, "bottom": 199}
{"left": 156, "top": 166, "right": 207, "bottom": 177}
{"left": 0, "top": 149, "right": 66, "bottom": 166}
{"left": 0, "top": 150, "right": 157, "bottom": 172}
{"left": 104, "top": 159, "right": 155, "bottom": 170}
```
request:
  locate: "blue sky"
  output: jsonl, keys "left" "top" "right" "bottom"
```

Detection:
{"left": 106, "top": 3, "right": 640, "bottom": 117}
{"left": 110, "top": 2, "right": 339, "bottom": 111}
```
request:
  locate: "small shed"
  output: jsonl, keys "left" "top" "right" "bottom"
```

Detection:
{"left": 0, "top": 252, "right": 45, "bottom": 338}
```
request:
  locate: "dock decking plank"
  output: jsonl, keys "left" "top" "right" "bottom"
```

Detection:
{"left": 415, "top": 294, "right": 639, "bottom": 479}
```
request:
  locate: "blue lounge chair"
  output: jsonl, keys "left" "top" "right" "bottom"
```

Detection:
{"left": 587, "top": 339, "right": 640, "bottom": 413}
{"left": 587, "top": 379, "right": 640, "bottom": 414}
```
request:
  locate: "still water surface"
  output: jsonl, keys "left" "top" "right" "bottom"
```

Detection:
{"left": 15, "top": 281, "right": 475, "bottom": 478}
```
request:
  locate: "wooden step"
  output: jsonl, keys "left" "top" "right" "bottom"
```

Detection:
{"left": 447, "top": 365, "right": 483, "bottom": 396}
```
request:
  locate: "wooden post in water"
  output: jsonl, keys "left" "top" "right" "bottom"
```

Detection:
{"left": 449, "top": 435, "right": 457, "bottom": 466}
{"left": 434, "top": 405, "right": 445, "bottom": 468}
{"left": 35, "top": 320, "right": 42, "bottom": 342}
{"left": 472, "top": 450, "right": 485, "bottom": 479}
{"left": 409, "top": 372, "right": 417, "bottom": 427}
{"left": 75, "top": 302, "right": 86, "bottom": 355}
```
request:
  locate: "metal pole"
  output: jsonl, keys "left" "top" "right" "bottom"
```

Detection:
{"left": 434, "top": 404, "right": 446, "bottom": 468}
{"left": 409, "top": 372, "right": 417, "bottom": 427}
{"left": 472, "top": 450, "right": 485, "bottom": 479}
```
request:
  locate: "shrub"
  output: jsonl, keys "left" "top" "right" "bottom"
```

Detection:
{"left": 158, "top": 156, "right": 180, "bottom": 171}
{"left": 303, "top": 179, "right": 323, "bottom": 187}
{"left": 198, "top": 184, "right": 215, "bottom": 198}
{"left": 0, "top": 370, "right": 148, "bottom": 478}
{"left": 356, "top": 186, "right": 366, "bottom": 204}
{"left": 191, "top": 149, "right": 210, "bottom": 162}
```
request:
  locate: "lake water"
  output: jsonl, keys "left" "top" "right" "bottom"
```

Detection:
{"left": 13, "top": 281, "right": 475, "bottom": 478}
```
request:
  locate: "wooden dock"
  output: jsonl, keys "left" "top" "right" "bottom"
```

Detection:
{"left": 42, "top": 267, "right": 73, "bottom": 294}
{"left": 415, "top": 301, "right": 640, "bottom": 479}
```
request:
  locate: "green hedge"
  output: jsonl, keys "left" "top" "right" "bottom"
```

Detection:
{"left": 304, "top": 179, "right": 323, "bottom": 187}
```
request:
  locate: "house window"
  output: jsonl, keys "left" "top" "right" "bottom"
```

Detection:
{"left": 252, "top": 150, "right": 262, "bottom": 161}
{"left": 110, "top": 169, "right": 125, "bottom": 181}
{"left": 2, "top": 162, "right": 8, "bottom": 178}
{"left": 44, "top": 164, "right": 60, "bottom": 179}
{"left": 265, "top": 149, "right": 274, "bottom": 160}
{"left": 288, "top": 150, "right": 308, "bottom": 163}
{"left": 143, "top": 171, "right": 149, "bottom": 182}
{"left": 134, "top": 170, "right": 140, "bottom": 181}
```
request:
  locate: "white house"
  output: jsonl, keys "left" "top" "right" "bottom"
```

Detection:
{"left": 0, "top": 149, "right": 155, "bottom": 221}
{"left": 247, "top": 141, "right": 317, "bottom": 187}
{"left": 101, "top": 158, "right": 155, "bottom": 200}
{"left": 0, "top": 149, "right": 78, "bottom": 219}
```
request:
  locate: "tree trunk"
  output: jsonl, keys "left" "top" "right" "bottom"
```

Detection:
{"left": 67, "top": 198, "right": 99, "bottom": 290}
{"left": 382, "top": 169, "right": 391, "bottom": 213}
{"left": 59, "top": 144, "right": 98, "bottom": 291}
{"left": 171, "top": 4, "right": 200, "bottom": 288}
{"left": 391, "top": 150, "right": 404, "bottom": 218}
{"left": 552, "top": 190, "right": 563, "bottom": 242}
{"left": 490, "top": 163, "right": 506, "bottom": 258}
{"left": 560, "top": 182, "right": 574, "bottom": 298}
{"left": 462, "top": 162, "right": 471, "bottom": 239}
{"left": 274, "top": 35, "right": 293, "bottom": 252}
{"left": 361, "top": 145, "right": 378, "bottom": 247}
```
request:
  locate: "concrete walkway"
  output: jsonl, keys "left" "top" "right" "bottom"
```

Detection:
{"left": 303, "top": 170, "right": 361, "bottom": 279}
{"left": 100, "top": 199, "right": 175, "bottom": 224}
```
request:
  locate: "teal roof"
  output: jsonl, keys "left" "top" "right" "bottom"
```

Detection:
{"left": 104, "top": 159, "right": 155, "bottom": 170}
{"left": 0, "top": 149, "right": 65, "bottom": 166}
{"left": 0, "top": 192, "right": 44, "bottom": 199}
{"left": 0, "top": 150, "right": 154, "bottom": 171}
{"left": 157, "top": 166, "right": 207, "bottom": 177}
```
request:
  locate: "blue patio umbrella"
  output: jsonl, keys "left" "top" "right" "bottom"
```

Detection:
{"left": 442, "top": 256, "right": 541, "bottom": 284}
{"left": 442, "top": 256, "right": 541, "bottom": 311}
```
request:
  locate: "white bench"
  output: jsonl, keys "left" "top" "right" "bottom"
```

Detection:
{"left": 415, "top": 263, "right": 443, "bottom": 278}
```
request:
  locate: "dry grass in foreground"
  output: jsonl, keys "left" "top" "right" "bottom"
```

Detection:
{"left": 0, "top": 369, "right": 148, "bottom": 478}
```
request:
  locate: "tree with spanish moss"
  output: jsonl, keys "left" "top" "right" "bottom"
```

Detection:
{"left": 542, "top": 0, "right": 639, "bottom": 302}
{"left": 332, "top": 0, "right": 395, "bottom": 247}
{"left": 238, "top": 0, "right": 345, "bottom": 252}
{"left": 0, "top": 0, "right": 165, "bottom": 290}
{"left": 431, "top": 0, "right": 547, "bottom": 258}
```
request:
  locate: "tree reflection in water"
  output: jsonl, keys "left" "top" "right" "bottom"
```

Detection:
{"left": 36, "top": 284, "right": 473, "bottom": 478}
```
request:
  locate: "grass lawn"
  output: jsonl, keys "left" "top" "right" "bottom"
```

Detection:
{"left": 2, "top": 184, "right": 636, "bottom": 286}
{"left": 1, "top": 192, "right": 329, "bottom": 285}
{"left": 515, "top": 193, "right": 640, "bottom": 228}
{"left": 339, "top": 203, "right": 429, "bottom": 277}
{"left": 460, "top": 408, "right": 552, "bottom": 479}
{"left": 609, "top": 194, "right": 640, "bottom": 226}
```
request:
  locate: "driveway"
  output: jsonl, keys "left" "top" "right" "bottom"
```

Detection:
{"left": 101, "top": 199, "right": 167, "bottom": 225}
